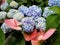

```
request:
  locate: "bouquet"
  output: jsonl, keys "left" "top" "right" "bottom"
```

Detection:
{"left": 0, "top": 0, "right": 60, "bottom": 45}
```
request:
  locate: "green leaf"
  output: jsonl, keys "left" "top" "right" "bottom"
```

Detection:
{"left": 46, "top": 14, "right": 59, "bottom": 30}
{"left": 21, "top": 0, "right": 27, "bottom": 3}
{"left": 0, "top": 28, "right": 5, "bottom": 45}
{"left": 5, "top": 31, "right": 25, "bottom": 45}
{"left": 35, "top": 0, "right": 43, "bottom": 3}
{"left": 7, "top": 0, "right": 13, "bottom": 4}
{"left": 49, "top": 6, "right": 60, "bottom": 15}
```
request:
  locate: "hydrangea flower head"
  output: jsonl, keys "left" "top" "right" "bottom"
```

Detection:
{"left": 35, "top": 17, "right": 46, "bottom": 30}
{"left": 10, "top": 1, "right": 18, "bottom": 8}
{"left": 7, "top": 9, "right": 19, "bottom": 18}
{"left": 0, "top": 2, "right": 9, "bottom": 10}
{"left": 18, "top": 5, "right": 29, "bottom": 15}
{"left": 1, "top": 23, "right": 11, "bottom": 33}
{"left": 0, "top": 11, "right": 7, "bottom": 19}
{"left": 22, "top": 24, "right": 34, "bottom": 32}
{"left": 13, "top": 12, "right": 24, "bottom": 20}
{"left": 43, "top": 7, "right": 55, "bottom": 18}
{"left": 21, "top": 17, "right": 35, "bottom": 26}
{"left": 21, "top": 17, "right": 35, "bottom": 32}
{"left": 27, "top": 5, "right": 42, "bottom": 18}
{"left": 48, "top": 0, "right": 60, "bottom": 7}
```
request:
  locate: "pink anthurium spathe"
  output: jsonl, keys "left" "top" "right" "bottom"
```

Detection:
{"left": 38, "top": 29, "right": 56, "bottom": 40}
{"left": 0, "top": 0, "right": 5, "bottom": 4}
{"left": 5, "top": 19, "right": 22, "bottom": 30}
{"left": 23, "top": 29, "right": 56, "bottom": 45}
{"left": 23, "top": 29, "right": 38, "bottom": 41}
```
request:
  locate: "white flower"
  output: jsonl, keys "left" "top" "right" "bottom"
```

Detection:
{"left": 0, "top": 2, "right": 9, "bottom": 10}
{"left": 13, "top": 12, "right": 24, "bottom": 20}
{"left": 1, "top": 23, "right": 11, "bottom": 33}
{"left": 10, "top": 1, "right": 18, "bottom": 8}
{"left": 7, "top": 9, "right": 19, "bottom": 18}
{"left": 0, "top": 11, "right": 7, "bottom": 19}
{"left": 35, "top": 17, "right": 46, "bottom": 30}
{"left": 43, "top": 7, "right": 55, "bottom": 18}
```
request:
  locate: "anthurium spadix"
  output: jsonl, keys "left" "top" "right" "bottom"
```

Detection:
{"left": 5, "top": 19, "right": 22, "bottom": 30}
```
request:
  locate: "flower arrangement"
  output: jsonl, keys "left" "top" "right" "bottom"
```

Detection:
{"left": 0, "top": 0, "right": 60, "bottom": 45}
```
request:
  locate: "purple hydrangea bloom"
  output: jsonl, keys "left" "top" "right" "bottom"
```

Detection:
{"left": 48, "top": 0, "right": 60, "bottom": 7}
{"left": 22, "top": 24, "right": 34, "bottom": 32}
{"left": 21, "top": 17, "right": 35, "bottom": 32}
{"left": 21, "top": 17, "right": 35, "bottom": 26}
{"left": 27, "top": 5, "right": 42, "bottom": 18}
{"left": 34, "top": 17, "right": 46, "bottom": 30}
{"left": 18, "top": 5, "right": 29, "bottom": 15}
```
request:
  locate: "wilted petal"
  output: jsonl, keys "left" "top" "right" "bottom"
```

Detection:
{"left": 5, "top": 19, "right": 21, "bottom": 30}
{"left": 23, "top": 29, "right": 38, "bottom": 41}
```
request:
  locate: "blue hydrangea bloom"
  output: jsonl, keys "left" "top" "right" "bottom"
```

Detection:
{"left": 43, "top": 7, "right": 55, "bottom": 18}
{"left": 0, "top": 2, "right": 9, "bottom": 10}
{"left": 34, "top": 17, "right": 46, "bottom": 30}
{"left": 27, "top": 5, "right": 42, "bottom": 18}
{"left": 0, "top": 11, "right": 7, "bottom": 19}
{"left": 1, "top": 23, "right": 11, "bottom": 33}
{"left": 22, "top": 24, "right": 34, "bottom": 32}
{"left": 18, "top": 5, "right": 29, "bottom": 15}
{"left": 48, "top": 0, "right": 60, "bottom": 7}
{"left": 21, "top": 17, "right": 35, "bottom": 26}
{"left": 7, "top": 9, "right": 19, "bottom": 18}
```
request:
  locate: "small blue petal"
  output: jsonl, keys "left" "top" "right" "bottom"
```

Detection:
{"left": 22, "top": 24, "right": 34, "bottom": 32}
{"left": 48, "top": 0, "right": 60, "bottom": 7}
{"left": 35, "top": 17, "right": 46, "bottom": 30}
{"left": 27, "top": 5, "right": 42, "bottom": 18}
{"left": 43, "top": 7, "right": 55, "bottom": 18}
{"left": 22, "top": 17, "right": 35, "bottom": 26}
{"left": 18, "top": 5, "right": 29, "bottom": 15}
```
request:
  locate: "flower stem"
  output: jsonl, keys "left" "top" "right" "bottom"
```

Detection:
{"left": 31, "top": 40, "right": 41, "bottom": 45}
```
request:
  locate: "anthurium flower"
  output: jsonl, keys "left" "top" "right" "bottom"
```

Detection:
{"left": 23, "top": 29, "right": 56, "bottom": 45}
{"left": 22, "top": 29, "right": 38, "bottom": 41}
{"left": 0, "top": 0, "right": 5, "bottom": 4}
{"left": 5, "top": 19, "right": 22, "bottom": 30}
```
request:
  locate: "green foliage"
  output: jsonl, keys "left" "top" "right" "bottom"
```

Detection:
{"left": 46, "top": 14, "right": 59, "bottom": 30}
{"left": 45, "top": 25, "right": 60, "bottom": 45}
{"left": 5, "top": 31, "right": 25, "bottom": 45}
{"left": 49, "top": 6, "right": 60, "bottom": 15}
{"left": 0, "top": 28, "right": 5, "bottom": 45}
{"left": 35, "top": 0, "right": 43, "bottom": 3}
{"left": 7, "top": 0, "right": 13, "bottom": 4}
